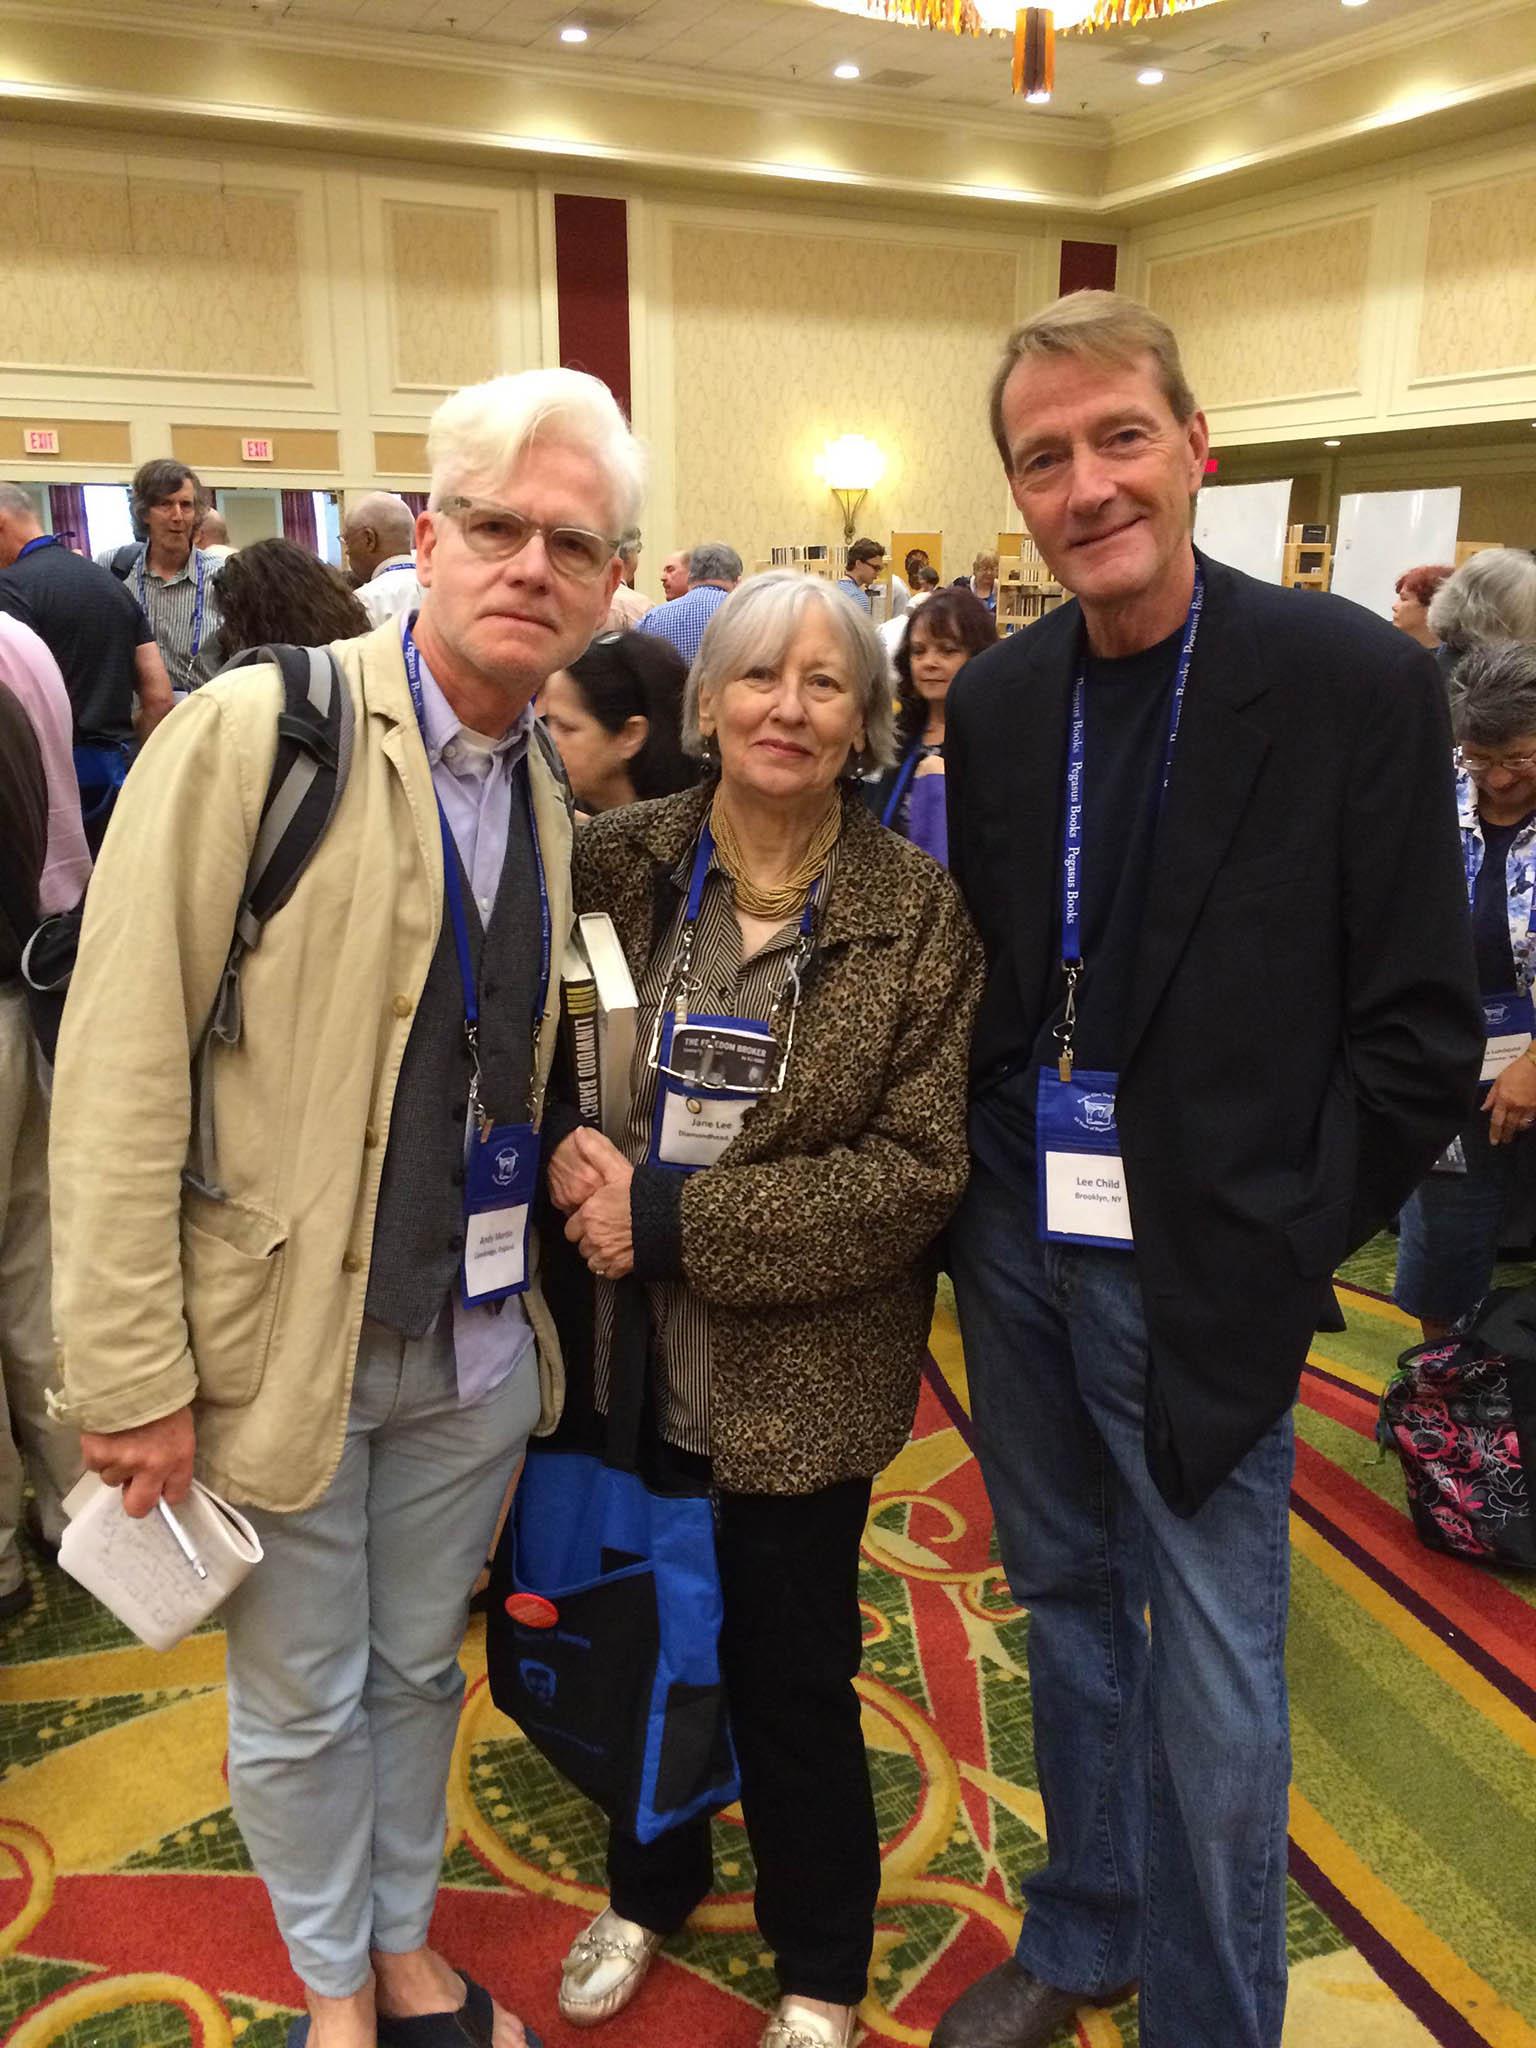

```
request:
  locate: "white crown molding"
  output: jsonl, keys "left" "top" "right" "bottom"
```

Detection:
{"left": 1106, "top": 0, "right": 1532, "bottom": 146}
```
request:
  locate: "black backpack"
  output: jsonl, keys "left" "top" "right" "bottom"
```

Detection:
{"left": 23, "top": 646, "right": 353, "bottom": 1111}
{"left": 1377, "top": 1285, "right": 1536, "bottom": 1570}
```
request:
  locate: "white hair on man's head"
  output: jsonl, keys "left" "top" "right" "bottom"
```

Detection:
{"left": 426, "top": 368, "right": 645, "bottom": 535}
{"left": 683, "top": 570, "right": 896, "bottom": 772}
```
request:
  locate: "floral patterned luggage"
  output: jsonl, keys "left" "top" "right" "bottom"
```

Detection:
{"left": 1378, "top": 1286, "right": 1536, "bottom": 1569}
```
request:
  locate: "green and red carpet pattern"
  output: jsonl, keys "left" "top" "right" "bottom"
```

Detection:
{"left": 1, "top": 1243, "right": 1534, "bottom": 2048}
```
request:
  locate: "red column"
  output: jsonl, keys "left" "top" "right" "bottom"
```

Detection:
{"left": 1058, "top": 240, "right": 1118, "bottom": 295}
{"left": 552, "top": 194, "right": 632, "bottom": 421}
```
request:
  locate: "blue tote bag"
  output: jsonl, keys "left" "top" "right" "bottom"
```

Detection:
{"left": 485, "top": 1282, "right": 739, "bottom": 1843}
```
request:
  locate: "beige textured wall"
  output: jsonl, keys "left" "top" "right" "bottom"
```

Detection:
{"left": 669, "top": 222, "right": 1022, "bottom": 571}
{"left": 386, "top": 203, "right": 498, "bottom": 391}
{"left": 1145, "top": 217, "right": 1372, "bottom": 408}
{"left": 3, "top": 168, "right": 304, "bottom": 379}
{"left": 1417, "top": 168, "right": 1536, "bottom": 380}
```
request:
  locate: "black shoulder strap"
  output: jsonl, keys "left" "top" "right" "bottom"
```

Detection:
{"left": 110, "top": 542, "right": 143, "bottom": 580}
{"left": 187, "top": 644, "right": 354, "bottom": 1196}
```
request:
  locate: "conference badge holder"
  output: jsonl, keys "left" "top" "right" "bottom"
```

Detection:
{"left": 1480, "top": 990, "right": 1534, "bottom": 1086}
{"left": 462, "top": 1113, "right": 540, "bottom": 1306}
{"left": 649, "top": 1012, "right": 775, "bottom": 1172}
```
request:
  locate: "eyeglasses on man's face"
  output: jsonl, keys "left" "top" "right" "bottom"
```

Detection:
{"left": 436, "top": 496, "right": 619, "bottom": 582}
{"left": 1458, "top": 746, "right": 1536, "bottom": 779}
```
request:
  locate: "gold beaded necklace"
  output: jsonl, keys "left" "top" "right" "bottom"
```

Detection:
{"left": 709, "top": 786, "right": 842, "bottom": 922}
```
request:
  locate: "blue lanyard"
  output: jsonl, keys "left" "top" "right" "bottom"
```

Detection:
{"left": 402, "top": 625, "right": 552, "bottom": 1117}
{"left": 16, "top": 535, "right": 59, "bottom": 560}
{"left": 880, "top": 741, "right": 925, "bottom": 830}
{"left": 686, "top": 822, "right": 819, "bottom": 941}
{"left": 1060, "top": 568, "right": 1204, "bottom": 972}
{"left": 137, "top": 550, "right": 206, "bottom": 659}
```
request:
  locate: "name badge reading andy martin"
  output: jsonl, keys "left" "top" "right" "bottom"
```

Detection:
{"left": 650, "top": 1015, "right": 772, "bottom": 1172}
{"left": 1036, "top": 1068, "right": 1133, "bottom": 1250}
{"left": 462, "top": 1122, "right": 540, "bottom": 1305}
{"left": 1480, "top": 991, "right": 1534, "bottom": 1085}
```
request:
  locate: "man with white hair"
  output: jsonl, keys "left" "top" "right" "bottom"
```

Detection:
{"left": 50, "top": 368, "right": 641, "bottom": 2048}
{"left": 345, "top": 491, "right": 424, "bottom": 628}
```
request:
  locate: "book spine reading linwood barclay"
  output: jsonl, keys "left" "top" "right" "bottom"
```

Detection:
{"left": 560, "top": 948, "right": 602, "bottom": 1127}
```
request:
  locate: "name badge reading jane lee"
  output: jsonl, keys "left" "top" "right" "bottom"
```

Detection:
{"left": 651, "top": 1017, "right": 771, "bottom": 1172}
{"left": 1480, "top": 990, "right": 1534, "bottom": 1085}
{"left": 1036, "top": 1068, "right": 1134, "bottom": 1250}
{"left": 462, "top": 1122, "right": 539, "bottom": 1305}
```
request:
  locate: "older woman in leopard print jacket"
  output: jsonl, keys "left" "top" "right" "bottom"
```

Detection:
{"left": 542, "top": 571, "right": 983, "bottom": 2048}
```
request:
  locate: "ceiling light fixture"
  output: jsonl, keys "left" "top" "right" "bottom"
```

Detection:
{"left": 834, "top": 61, "right": 861, "bottom": 78}
{"left": 1025, "top": 87, "right": 1052, "bottom": 101}
{"left": 1323, "top": 438, "right": 1341, "bottom": 447}
{"left": 1138, "top": 66, "right": 1165, "bottom": 82}
{"left": 811, "top": 0, "right": 1227, "bottom": 93}
{"left": 559, "top": 24, "right": 589, "bottom": 42}
{"left": 1341, "top": 0, "right": 1369, "bottom": 8}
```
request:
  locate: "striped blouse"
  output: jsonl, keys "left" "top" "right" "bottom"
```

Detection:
{"left": 135, "top": 549, "right": 222, "bottom": 693}
{"left": 592, "top": 832, "right": 841, "bottom": 1456}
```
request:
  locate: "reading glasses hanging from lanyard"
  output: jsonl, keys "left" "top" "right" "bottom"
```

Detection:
{"left": 645, "top": 821, "right": 824, "bottom": 1100}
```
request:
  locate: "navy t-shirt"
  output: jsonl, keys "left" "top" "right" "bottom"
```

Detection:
{"left": 970, "top": 623, "right": 1185, "bottom": 1210}
{"left": 1471, "top": 814, "right": 1528, "bottom": 1000}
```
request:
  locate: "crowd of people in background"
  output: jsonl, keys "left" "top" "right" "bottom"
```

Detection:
{"left": 0, "top": 289, "right": 1533, "bottom": 2048}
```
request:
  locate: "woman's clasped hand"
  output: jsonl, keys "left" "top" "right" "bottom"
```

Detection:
{"left": 549, "top": 1125, "right": 636, "bottom": 1279}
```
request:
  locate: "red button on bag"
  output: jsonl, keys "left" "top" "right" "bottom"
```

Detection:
{"left": 504, "top": 1593, "right": 559, "bottom": 1628}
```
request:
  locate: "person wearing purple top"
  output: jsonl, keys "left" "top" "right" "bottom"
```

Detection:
{"left": 865, "top": 586, "right": 996, "bottom": 869}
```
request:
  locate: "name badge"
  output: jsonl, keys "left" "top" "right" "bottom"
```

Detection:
{"left": 649, "top": 1014, "right": 769, "bottom": 1173}
{"left": 1480, "top": 990, "right": 1534, "bottom": 1085}
{"left": 462, "top": 1121, "right": 540, "bottom": 1305}
{"left": 1036, "top": 1068, "right": 1133, "bottom": 1250}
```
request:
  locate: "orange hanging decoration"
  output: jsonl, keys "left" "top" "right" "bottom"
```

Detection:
{"left": 1014, "top": 9, "right": 1054, "bottom": 95}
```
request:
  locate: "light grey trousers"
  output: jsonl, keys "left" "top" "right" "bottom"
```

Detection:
{"left": 0, "top": 985, "right": 80, "bottom": 1590}
{"left": 223, "top": 1314, "right": 539, "bottom": 1995}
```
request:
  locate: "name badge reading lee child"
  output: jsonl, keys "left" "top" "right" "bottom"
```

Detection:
{"left": 1480, "top": 990, "right": 1534, "bottom": 1085}
{"left": 1036, "top": 1068, "right": 1134, "bottom": 1250}
{"left": 650, "top": 1017, "right": 771, "bottom": 1173}
{"left": 462, "top": 1122, "right": 539, "bottom": 1305}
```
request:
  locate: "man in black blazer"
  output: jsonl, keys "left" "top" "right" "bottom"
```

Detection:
{"left": 934, "top": 292, "right": 1481, "bottom": 2048}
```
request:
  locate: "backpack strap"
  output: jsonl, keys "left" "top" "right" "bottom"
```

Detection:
{"left": 110, "top": 542, "right": 144, "bottom": 581}
{"left": 187, "top": 645, "right": 354, "bottom": 1197}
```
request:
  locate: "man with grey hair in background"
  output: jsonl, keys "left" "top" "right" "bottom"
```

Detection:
{"left": 344, "top": 490, "right": 423, "bottom": 627}
{"left": 50, "top": 367, "right": 643, "bottom": 2048}
{"left": 606, "top": 526, "right": 654, "bottom": 630}
{"left": 638, "top": 538, "right": 742, "bottom": 665}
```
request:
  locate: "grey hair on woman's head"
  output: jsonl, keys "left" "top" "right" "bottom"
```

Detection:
{"left": 1450, "top": 640, "right": 1536, "bottom": 750}
{"left": 682, "top": 571, "right": 897, "bottom": 772}
{"left": 1429, "top": 549, "right": 1536, "bottom": 654}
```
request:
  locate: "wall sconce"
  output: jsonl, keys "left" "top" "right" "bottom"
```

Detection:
{"left": 815, "top": 434, "right": 885, "bottom": 543}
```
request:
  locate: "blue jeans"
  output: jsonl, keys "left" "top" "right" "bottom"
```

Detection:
{"left": 1394, "top": 1108, "right": 1523, "bottom": 1324}
{"left": 949, "top": 1162, "right": 1294, "bottom": 2048}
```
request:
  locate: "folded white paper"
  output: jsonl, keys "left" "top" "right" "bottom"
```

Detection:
{"left": 58, "top": 1473, "right": 263, "bottom": 1651}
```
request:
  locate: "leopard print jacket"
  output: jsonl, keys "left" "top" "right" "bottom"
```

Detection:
{"left": 571, "top": 782, "right": 984, "bottom": 1496}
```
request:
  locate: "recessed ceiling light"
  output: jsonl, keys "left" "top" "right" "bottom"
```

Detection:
{"left": 1137, "top": 67, "right": 1165, "bottom": 84}
{"left": 1025, "top": 88, "right": 1052, "bottom": 102}
{"left": 559, "top": 24, "right": 589, "bottom": 42}
{"left": 833, "top": 62, "right": 860, "bottom": 79}
{"left": 1341, "top": 0, "right": 1369, "bottom": 9}
{"left": 1323, "top": 438, "right": 1341, "bottom": 447}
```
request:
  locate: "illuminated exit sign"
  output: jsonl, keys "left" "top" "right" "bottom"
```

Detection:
{"left": 23, "top": 427, "right": 59, "bottom": 455}
{"left": 241, "top": 436, "right": 275, "bottom": 463}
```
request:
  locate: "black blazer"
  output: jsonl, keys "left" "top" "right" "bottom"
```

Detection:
{"left": 946, "top": 552, "right": 1483, "bottom": 1516}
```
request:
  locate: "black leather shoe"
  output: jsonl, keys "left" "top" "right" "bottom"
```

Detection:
{"left": 931, "top": 1961, "right": 1134, "bottom": 2048}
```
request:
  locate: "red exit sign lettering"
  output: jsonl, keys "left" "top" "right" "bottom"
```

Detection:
{"left": 241, "top": 436, "right": 275, "bottom": 463}
{"left": 23, "top": 427, "right": 60, "bottom": 455}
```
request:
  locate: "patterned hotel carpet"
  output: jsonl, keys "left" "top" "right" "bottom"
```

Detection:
{"left": 1, "top": 1243, "right": 1534, "bottom": 2048}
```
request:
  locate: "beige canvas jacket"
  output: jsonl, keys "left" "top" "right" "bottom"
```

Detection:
{"left": 49, "top": 618, "right": 572, "bottom": 1513}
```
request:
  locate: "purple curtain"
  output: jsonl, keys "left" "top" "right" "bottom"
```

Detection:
{"left": 401, "top": 492, "right": 429, "bottom": 518}
{"left": 49, "top": 483, "right": 89, "bottom": 555}
{"left": 280, "top": 489, "right": 319, "bottom": 552}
